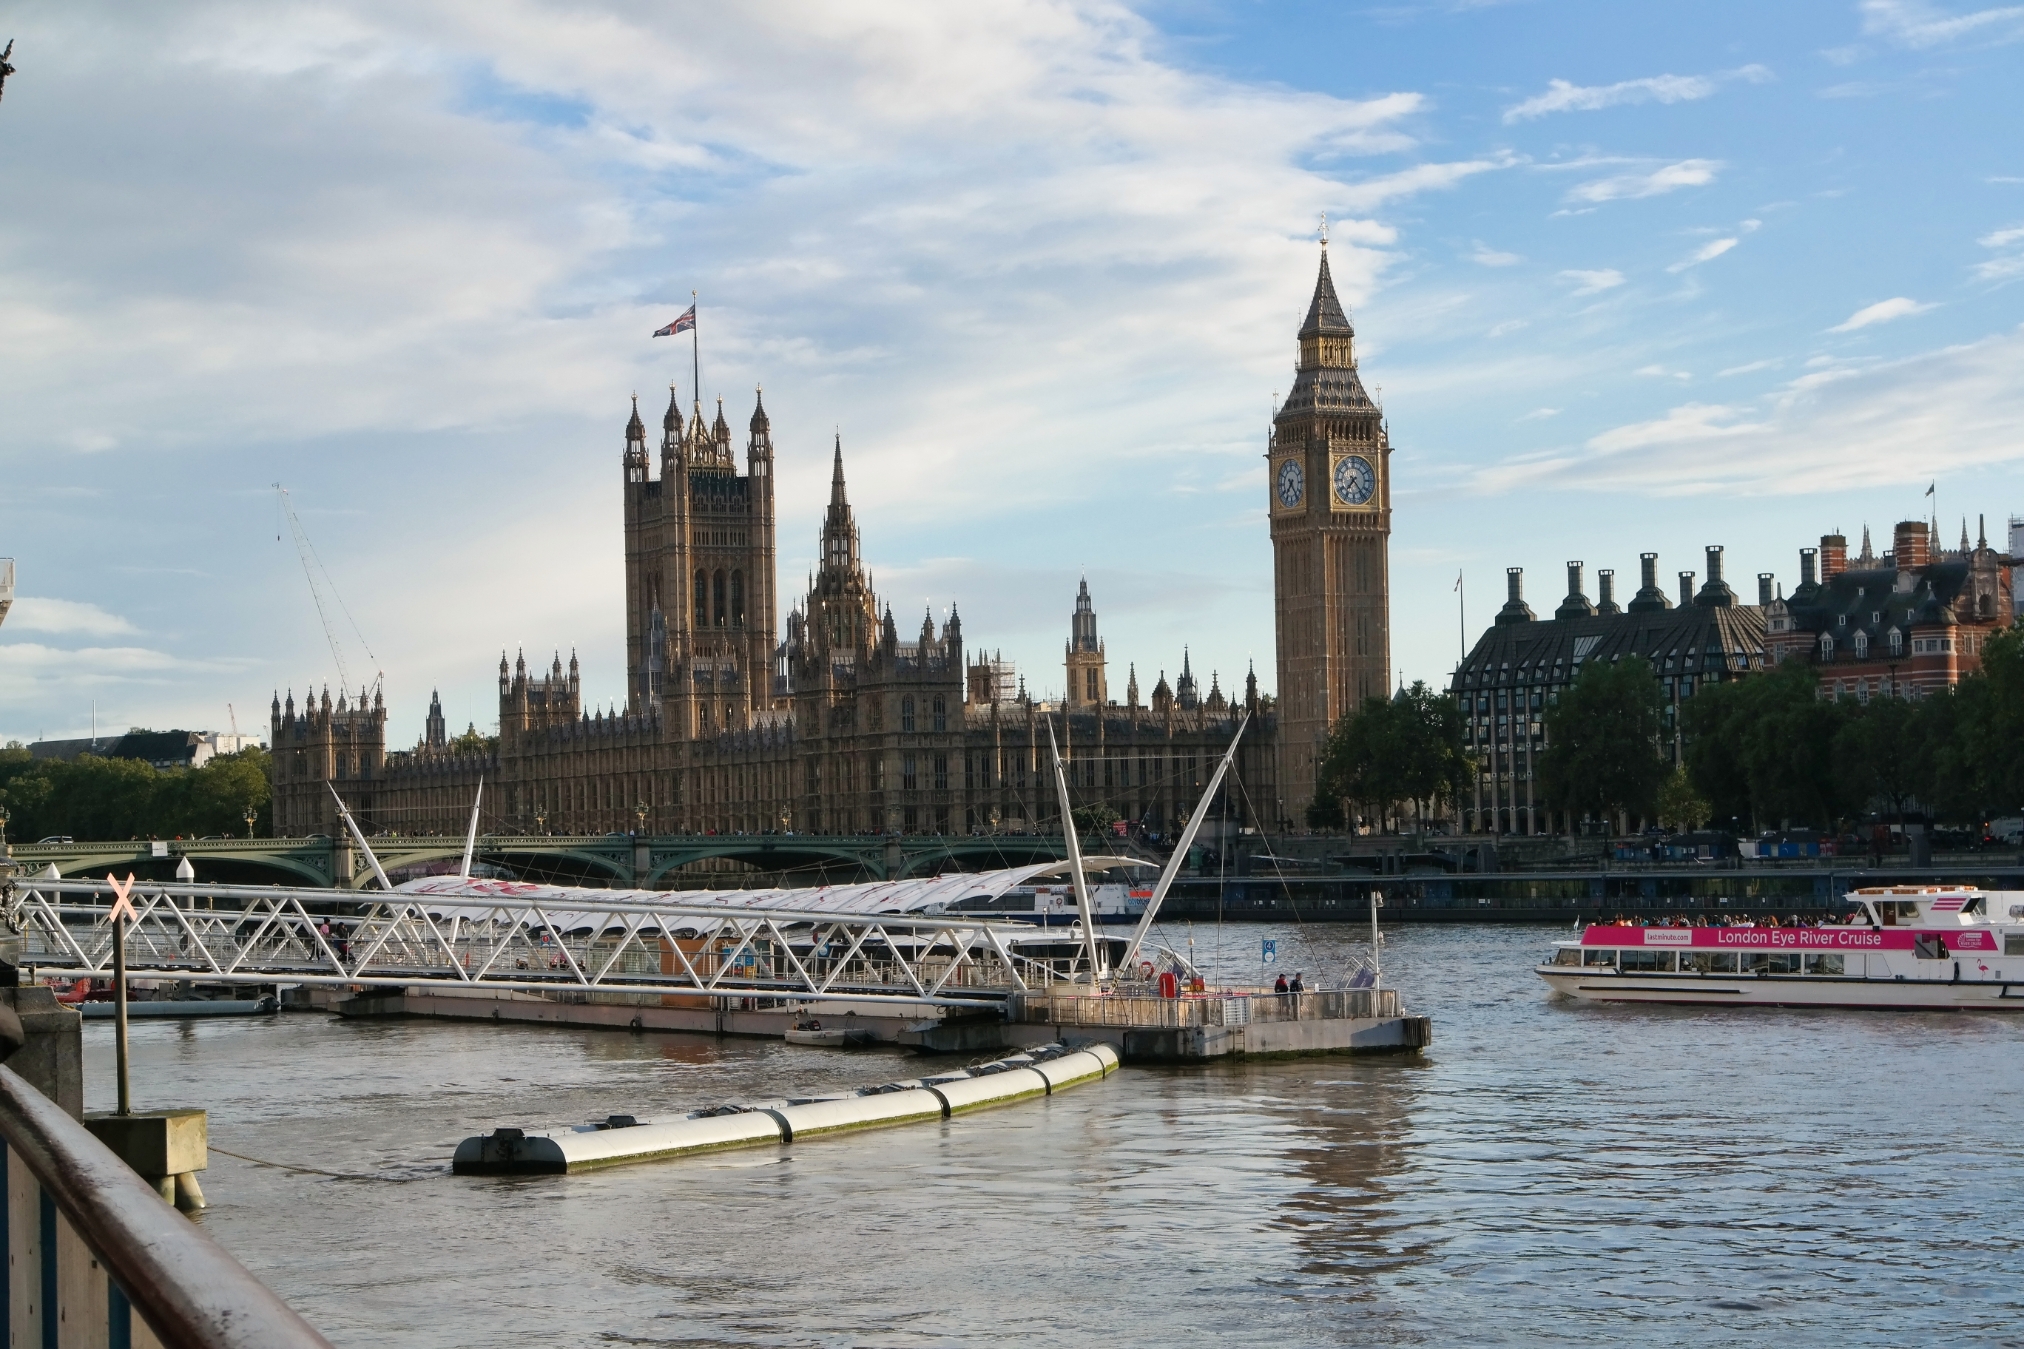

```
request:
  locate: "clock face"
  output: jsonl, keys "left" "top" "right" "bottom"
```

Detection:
{"left": 1275, "top": 458, "right": 1304, "bottom": 509}
{"left": 1333, "top": 454, "right": 1376, "bottom": 506}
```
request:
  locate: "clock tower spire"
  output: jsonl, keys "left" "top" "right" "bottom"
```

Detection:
{"left": 1269, "top": 239, "right": 1393, "bottom": 826}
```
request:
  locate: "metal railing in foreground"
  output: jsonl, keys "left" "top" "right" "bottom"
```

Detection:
{"left": 1018, "top": 987, "right": 1403, "bottom": 1029}
{"left": 0, "top": 1065, "right": 331, "bottom": 1349}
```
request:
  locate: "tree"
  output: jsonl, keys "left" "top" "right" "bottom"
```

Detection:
{"left": 1311, "top": 682, "right": 1473, "bottom": 832}
{"left": 0, "top": 745, "right": 272, "bottom": 841}
{"left": 1537, "top": 656, "right": 1666, "bottom": 831}
{"left": 1655, "top": 764, "right": 1710, "bottom": 834}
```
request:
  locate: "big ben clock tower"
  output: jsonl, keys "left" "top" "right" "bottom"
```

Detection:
{"left": 1270, "top": 238, "right": 1393, "bottom": 826}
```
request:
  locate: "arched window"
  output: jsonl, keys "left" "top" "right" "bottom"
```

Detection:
{"left": 1819, "top": 633, "right": 1834, "bottom": 659}
{"left": 713, "top": 570, "right": 727, "bottom": 626}
{"left": 932, "top": 696, "right": 947, "bottom": 732}
{"left": 1854, "top": 630, "right": 1869, "bottom": 657}
{"left": 1889, "top": 628, "right": 1903, "bottom": 657}
{"left": 901, "top": 697, "right": 916, "bottom": 733}
{"left": 694, "top": 571, "right": 707, "bottom": 627}
{"left": 730, "top": 570, "right": 745, "bottom": 626}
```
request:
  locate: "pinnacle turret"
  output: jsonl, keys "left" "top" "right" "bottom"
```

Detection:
{"left": 1298, "top": 244, "right": 1354, "bottom": 339}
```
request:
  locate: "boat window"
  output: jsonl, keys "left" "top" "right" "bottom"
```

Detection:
{"left": 1581, "top": 949, "right": 1617, "bottom": 968}
{"left": 1803, "top": 954, "right": 1845, "bottom": 975}
{"left": 1693, "top": 952, "right": 1739, "bottom": 974}
{"left": 1961, "top": 896, "right": 1985, "bottom": 915}
{"left": 2006, "top": 935, "right": 2024, "bottom": 957}
{"left": 1913, "top": 933, "right": 1948, "bottom": 960}
{"left": 1619, "top": 950, "right": 1674, "bottom": 972}
{"left": 1550, "top": 948, "right": 1581, "bottom": 966}
{"left": 1876, "top": 900, "right": 1918, "bottom": 926}
{"left": 1745, "top": 952, "right": 1802, "bottom": 974}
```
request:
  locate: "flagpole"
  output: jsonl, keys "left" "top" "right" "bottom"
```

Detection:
{"left": 691, "top": 289, "right": 700, "bottom": 410}
{"left": 1457, "top": 570, "right": 1466, "bottom": 663}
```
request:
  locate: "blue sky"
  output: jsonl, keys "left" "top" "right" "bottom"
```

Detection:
{"left": 2, "top": 0, "right": 2022, "bottom": 747}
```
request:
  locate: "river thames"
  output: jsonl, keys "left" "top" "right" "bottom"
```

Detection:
{"left": 82, "top": 923, "right": 2024, "bottom": 1347}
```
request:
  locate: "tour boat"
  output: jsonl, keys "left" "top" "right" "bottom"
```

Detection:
{"left": 1537, "top": 886, "right": 2024, "bottom": 1009}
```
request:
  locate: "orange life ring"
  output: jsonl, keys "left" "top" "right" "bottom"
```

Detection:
{"left": 1138, "top": 960, "right": 1155, "bottom": 979}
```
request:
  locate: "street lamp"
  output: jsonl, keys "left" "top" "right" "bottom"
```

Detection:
{"left": 0, "top": 804, "right": 10, "bottom": 856}
{"left": 535, "top": 811, "right": 546, "bottom": 836}
{"left": 243, "top": 805, "right": 258, "bottom": 840}
{"left": 634, "top": 801, "right": 648, "bottom": 836}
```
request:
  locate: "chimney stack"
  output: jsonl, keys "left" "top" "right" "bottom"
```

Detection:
{"left": 1495, "top": 567, "right": 1535, "bottom": 626}
{"left": 1893, "top": 520, "right": 1930, "bottom": 570}
{"left": 1556, "top": 561, "right": 1595, "bottom": 620}
{"left": 1628, "top": 552, "right": 1671, "bottom": 613}
{"left": 1800, "top": 547, "right": 1818, "bottom": 588}
{"left": 1679, "top": 571, "right": 1696, "bottom": 607}
{"left": 1820, "top": 533, "right": 1848, "bottom": 580}
{"left": 1695, "top": 545, "right": 1736, "bottom": 607}
{"left": 1597, "top": 569, "right": 1619, "bottom": 614}
{"left": 1757, "top": 573, "right": 1775, "bottom": 606}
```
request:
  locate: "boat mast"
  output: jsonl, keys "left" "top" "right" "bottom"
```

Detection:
{"left": 1117, "top": 711, "right": 1248, "bottom": 978}
{"left": 1046, "top": 719, "right": 1103, "bottom": 982}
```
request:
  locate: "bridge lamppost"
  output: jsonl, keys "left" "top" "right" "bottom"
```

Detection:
{"left": 243, "top": 805, "right": 258, "bottom": 840}
{"left": 535, "top": 811, "right": 546, "bottom": 836}
{"left": 634, "top": 801, "right": 648, "bottom": 837}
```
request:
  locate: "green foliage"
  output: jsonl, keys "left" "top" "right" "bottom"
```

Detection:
{"left": 1312, "top": 682, "right": 1473, "bottom": 831}
{"left": 449, "top": 726, "right": 497, "bottom": 756}
{"left": 1538, "top": 656, "right": 1667, "bottom": 828}
{"left": 1673, "top": 630, "right": 2024, "bottom": 832}
{"left": 1656, "top": 765, "right": 1710, "bottom": 834}
{"left": 0, "top": 747, "right": 272, "bottom": 842}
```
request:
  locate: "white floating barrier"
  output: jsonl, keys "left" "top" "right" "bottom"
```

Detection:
{"left": 924, "top": 1067, "right": 1049, "bottom": 1114}
{"left": 766, "top": 1088, "right": 945, "bottom": 1142}
{"left": 453, "top": 1042, "right": 1119, "bottom": 1174}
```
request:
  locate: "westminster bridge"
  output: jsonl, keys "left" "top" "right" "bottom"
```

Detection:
{"left": 2, "top": 832, "right": 1071, "bottom": 890}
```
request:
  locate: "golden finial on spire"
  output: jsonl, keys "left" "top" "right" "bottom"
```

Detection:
{"left": 1319, "top": 212, "right": 1328, "bottom": 247}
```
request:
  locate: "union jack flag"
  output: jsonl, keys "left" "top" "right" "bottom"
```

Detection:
{"left": 653, "top": 305, "right": 696, "bottom": 338}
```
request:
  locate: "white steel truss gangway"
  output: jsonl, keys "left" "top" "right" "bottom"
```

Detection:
{"left": 8, "top": 876, "right": 1084, "bottom": 1009}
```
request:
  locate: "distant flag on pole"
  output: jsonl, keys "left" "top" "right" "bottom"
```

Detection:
{"left": 653, "top": 305, "right": 696, "bottom": 338}
{"left": 1454, "top": 570, "right": 1463, "bottom": 591}
{"left": 1925, "top": 482, "right": 1936, "bottom": 497}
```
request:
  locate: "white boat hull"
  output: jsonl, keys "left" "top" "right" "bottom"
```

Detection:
{"left": 1537, "top": 968, "right": 2024, "bottom": 1010}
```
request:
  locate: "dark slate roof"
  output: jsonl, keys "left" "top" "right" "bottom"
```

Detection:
{"left": 1453, "top": 603, "right": 1769, "bottom": 688}
{"left": 1298, "top": 250, "right": 1353, "bottom": 339}
{"left": 1783, "top": 563, "right": 1967, "bottom": 645}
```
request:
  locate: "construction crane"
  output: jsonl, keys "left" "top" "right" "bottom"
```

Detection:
{"left": 274, "top": 484, "right": 379, "bottom": 700}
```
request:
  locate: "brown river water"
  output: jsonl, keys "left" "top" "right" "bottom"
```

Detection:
{"left": 81, "top": 923, "right": 2024, "bottom": 1347}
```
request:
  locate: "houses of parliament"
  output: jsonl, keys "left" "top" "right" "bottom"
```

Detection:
{"left": 269, "top": 244, "right": 1392, "bottom": 840}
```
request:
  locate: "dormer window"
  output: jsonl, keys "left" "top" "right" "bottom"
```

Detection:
{"left": 1837, "top": 614, "right": 1847, "bottom": 627}
{"left": 1854, "top": 630, "right": 1869, "bottom": 657}
{"left": 1888, "top": 628, "right": 1903, "bottom": 656}
{"left": 1819, "top": 633, "right": 1834, "bottom": 659}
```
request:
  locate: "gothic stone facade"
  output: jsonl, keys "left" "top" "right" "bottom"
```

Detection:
{"left": 271, "top": 400, "right": 1276, "bottom": 842}
{"left": 1270, "top": 243, "right": 1393, "bottom": 823}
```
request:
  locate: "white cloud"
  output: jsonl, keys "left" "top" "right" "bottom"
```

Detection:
{"left": 1469, "top": 242, "right": 1522, "bottom": 266}
{"left": 1861, "top": 0, "right": 2024, "bottom": 48}
{"left": 1717, "top": 358, "right": 1781, "bottom": 376}
{"left": 1828, "top": 297, "right": 1937, "bottom": 331}
{"left": 1558, "top": 268, "right": 1625, "bottom": 294}
{"left": 1635, "top": 364, "right": 1693, "bottom": 381}
{"left": 1503, "top": 65, "right": 1772, "bottom": 122}
{"left": 1517, "top": 407, "right": 1560, "bottom": 421}
{"left": 1567, "top": 159, "right": 1721, "bottom": 204}
{"left": 1487, "top": 319, "right": 1528, "bottom": 337}
{"left": 3, "top": 599, "right": 137, "bottom": 637}
{"left": 1977, "top": 254, "right": 2024, "bottom": 281}
{"left": 1981, "top": 225, "right": 2024, "bottom": 247}
{"left": 1472, "top": 327, "right": 2024, "bottom": 496}
{"left": 1667, "top": 237, "right": 1739, "bottom": 272}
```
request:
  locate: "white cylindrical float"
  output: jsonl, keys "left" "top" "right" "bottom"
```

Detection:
{"left": 766, "top": 1088, "right": 946, "bottom": 1142}
{"left": 924, "top": 1067, "right": 1049, "bottom": 1113}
